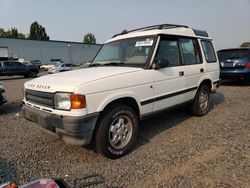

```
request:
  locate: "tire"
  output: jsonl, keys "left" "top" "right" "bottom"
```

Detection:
{"left": 190, "top": 84, "right": 210, "bottom": 116}
{"left": 29, "top": 71, "right": 37, "bottom": 78}
{"left": 94, "top": 103, "right": 139, "bottom": 159}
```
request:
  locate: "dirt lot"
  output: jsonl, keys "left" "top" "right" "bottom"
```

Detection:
{"left": 0, "top": 73, "right": 250, "bottom": 187}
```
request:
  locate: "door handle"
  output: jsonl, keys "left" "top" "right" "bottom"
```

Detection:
{"left": 200, "top": 68, "right": 204, "bottom": 73}
{"left": 179, "top": 71, "right": 184, "bottom": 76}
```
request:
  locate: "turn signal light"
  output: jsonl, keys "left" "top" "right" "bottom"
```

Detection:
{"left": 246, "top": 62, "right": 250, "bottom": 69}
{"left": 7, "top": 183, "right": 18, "bottom": 188}
{"left": 70, "top": 94, "right": 86, "bottom": 109}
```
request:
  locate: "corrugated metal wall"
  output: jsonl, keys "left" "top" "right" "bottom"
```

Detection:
{"left": 0, "top": 37, "right": 101, "bottom": 64}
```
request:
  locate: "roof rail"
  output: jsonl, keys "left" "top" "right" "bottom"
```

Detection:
{"left": 112, "top": 24, "right": 189, "bottom": 38}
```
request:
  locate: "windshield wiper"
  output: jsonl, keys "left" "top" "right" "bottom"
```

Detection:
{"left": 89, "top": 63, "right": 101, "bottom": 67}
{"left": 104, "top": 62, "right": 125, "bottom": 66}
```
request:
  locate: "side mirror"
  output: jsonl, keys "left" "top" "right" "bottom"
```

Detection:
{"left": 152, "top": 58, "right": 169, "bottom": 70}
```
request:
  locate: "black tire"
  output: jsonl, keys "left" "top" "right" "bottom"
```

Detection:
{"left": 190, "top": 84, "right": 210, "bottom": 116}
{"left": 94, "top": 103, "right": 139, "bottom": 159}
{"left": 29, "top": 71, "right": 37, "bottom": 78}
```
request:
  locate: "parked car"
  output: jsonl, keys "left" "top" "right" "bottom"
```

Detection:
{"left": 218, "top": 48, "right": 250, "bottom": 80}
{"left": 41, "top": 59, "right": 64, "bottom": 71}
{"left": 30, "top": 60, "right": 42, "bottom": 69}
{"left": 0, "top": 61, "right": 39, "bottom": 78}
{"left": 40, "top": 64, "right": 54, "bottom": 71}
{"left": 21, "top": 24, "right": 220, "bottom": 159}
{"left": 48, "top": 63, "right": 74, "bottom": 74}
{"left": 0, "top": 83, "right": 7, "bottom": 105}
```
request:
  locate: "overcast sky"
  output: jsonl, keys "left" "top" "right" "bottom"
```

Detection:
{"left": 0, "top": 0, "right": 249, "bottom": 49}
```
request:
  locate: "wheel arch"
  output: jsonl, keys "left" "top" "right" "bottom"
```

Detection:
{"left": 98, "top": 95, "right": 140, "bottom": 117}
{"left": 198, "top": 76, "right": 213, "bottom": 91}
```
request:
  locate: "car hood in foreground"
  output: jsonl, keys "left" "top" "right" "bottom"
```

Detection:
{"left": 24, "top": 66, "right": 143, "bottom": 92}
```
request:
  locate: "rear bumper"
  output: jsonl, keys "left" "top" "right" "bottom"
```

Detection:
{"left": 220, "top": 70, "right": 250, "bottom": 79}
{"left": 21, "top": 104, "right": 99, "bottom": 145}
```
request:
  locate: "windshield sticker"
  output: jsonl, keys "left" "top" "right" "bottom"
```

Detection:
{"left": 135, "top": 39, "right": 154, "bottom": 47}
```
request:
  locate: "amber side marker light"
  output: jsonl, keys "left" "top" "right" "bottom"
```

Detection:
{"left": 70, "top": 94, "right": 86, "bottom": 109}
{"left": 7, "top": 183, "right": 18, "bottom": 188}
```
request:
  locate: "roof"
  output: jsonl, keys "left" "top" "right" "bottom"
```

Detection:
{"left": 0, "top": 36, "right": 102, "bottom": 46}
{"left": 106, "top": 24, "right": 211, "bottom": 43}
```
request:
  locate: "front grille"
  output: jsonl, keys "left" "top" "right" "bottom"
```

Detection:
{"left": 25, "top": 89, "right": 54, "bottom": 108}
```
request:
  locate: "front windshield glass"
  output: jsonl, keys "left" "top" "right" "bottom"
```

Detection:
{"left": 92, "top": 37, "right": 155, "bottom": 67}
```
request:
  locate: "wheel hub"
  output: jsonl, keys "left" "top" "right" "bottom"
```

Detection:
{"left": 109, "top": 116, "right": 132, "bottom": 149}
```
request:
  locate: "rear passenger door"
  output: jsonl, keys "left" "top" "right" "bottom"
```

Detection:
{"left": 3, "top": 61, "right": 19, "bottom": 75}
{"left": 179, "top": 37, "right": 204, "bottom": 101}
{"left": 152, "top": 36, "right": 186, "bottom": 112}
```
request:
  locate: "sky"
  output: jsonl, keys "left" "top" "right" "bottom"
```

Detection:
{"left": 0, "top": 0, "right": 249, "bottom": 50}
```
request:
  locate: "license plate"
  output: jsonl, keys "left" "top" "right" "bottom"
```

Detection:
{"left": 221, "top": 62, "right": 234, "bottom": 67}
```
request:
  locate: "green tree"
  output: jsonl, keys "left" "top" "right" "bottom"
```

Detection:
{"left": 0, "top": 28, "right": 5, "bottom": 37}
{"left": 29, "top": 21, "right": 49, "bottom": 40}
{"left": 83, "top": 33, "right": 96, "bottom": 44}
{"left": 0, "top": 27, "right": 26, "bottom": 38}
{"left": 18, "top": 33, "right": 26, "bottom": 38}
{"left": 240, "top": 42, "right": 250, "bottom": 48}
{"left": 4, "top": 28, "right": 18, "bottom": 38}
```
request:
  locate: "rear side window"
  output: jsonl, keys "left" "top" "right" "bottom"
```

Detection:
{"left": 201, "top": 40, "right": 217, "bottom": 63}
{"left": 180, "top": 38, "right": 202, "bottom": 65}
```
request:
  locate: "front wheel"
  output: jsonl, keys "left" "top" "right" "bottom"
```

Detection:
{"left": 94, "top": 103, "right": 139, "bottom": 159}
{"left": 190, "top": 84, "right": 210, "bottom": 116}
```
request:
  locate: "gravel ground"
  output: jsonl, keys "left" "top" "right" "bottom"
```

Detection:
{"left": 0, "top": 74, "right": 250, "bottom": 187}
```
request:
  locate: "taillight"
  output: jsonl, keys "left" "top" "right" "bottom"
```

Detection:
{"left": 246, "top": 62, "right": 250, "bottom": 69}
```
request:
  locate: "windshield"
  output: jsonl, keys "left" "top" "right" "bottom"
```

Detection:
{"left": 92, "top": 37, "right": 155, "bottom": 67}
{"left": 218, "top": 49, "right": 250, "bottom": 59}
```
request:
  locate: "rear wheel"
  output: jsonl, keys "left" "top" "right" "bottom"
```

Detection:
{"left": 94, "top": 103, "right": 139, "bottom": 159}
{"left": 190, "top": 84, "right": 210, "bottom": 116}
{"left": 29, "top": 71, "right": 37, "bottom": 78}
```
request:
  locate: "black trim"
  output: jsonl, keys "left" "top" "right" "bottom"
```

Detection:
{"left": 141, "top": 86, "right": 198, "bottom": 105}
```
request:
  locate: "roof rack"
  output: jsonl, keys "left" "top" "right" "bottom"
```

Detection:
{"left": 112, "top": 24, "right": 189, "bottom": 38}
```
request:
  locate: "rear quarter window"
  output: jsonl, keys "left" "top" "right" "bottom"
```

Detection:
{"left": 201, "top": 40, "right": 217, "bottom": 63}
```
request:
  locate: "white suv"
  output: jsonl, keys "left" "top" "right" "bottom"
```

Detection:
{"left": 22, "top": 24, "right": 220, "bottom": 159}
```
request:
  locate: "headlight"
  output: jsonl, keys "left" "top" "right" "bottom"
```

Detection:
{"left": 54, "top": 93, "right": 71, "bottom": 110}
{"left": 0, "top": 84, "right": 4, "bottom": 90}
{"left": 54, "top": 93, "right": 86, "bottom": 110}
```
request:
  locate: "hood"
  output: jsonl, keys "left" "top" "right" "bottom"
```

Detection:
{"left": 24, "top": 66, "right": 142, "bottom": 92}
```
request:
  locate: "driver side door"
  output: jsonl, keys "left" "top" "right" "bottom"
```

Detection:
{"left": 152, "top": 36, "right": 186, "bottom": 112}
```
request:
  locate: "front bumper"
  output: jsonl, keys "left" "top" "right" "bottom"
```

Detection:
{"left": 21, "top": 104, "right": 99, "bottom": 146}
{"left": 0, "top": 91, "right": 7, "bottom": 105}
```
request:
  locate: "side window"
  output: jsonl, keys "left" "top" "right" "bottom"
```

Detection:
{"left": 156, "top": 39, "right": 181, "bottom": 66}
{"left": 14, "top": 62, "right": 23, "bottom": 66}
{"left": 4, "top": 62, "right": 15, "bottom": 67}
{"left": 180, "top": 38, "right": 202, "bottom": 65}
{"left": 201, "top": 40, "right": 217, "bottom": 63}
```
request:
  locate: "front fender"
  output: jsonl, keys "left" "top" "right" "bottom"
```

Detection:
{"left": 97, "top": 91, "right": 141, "bottom": 113}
